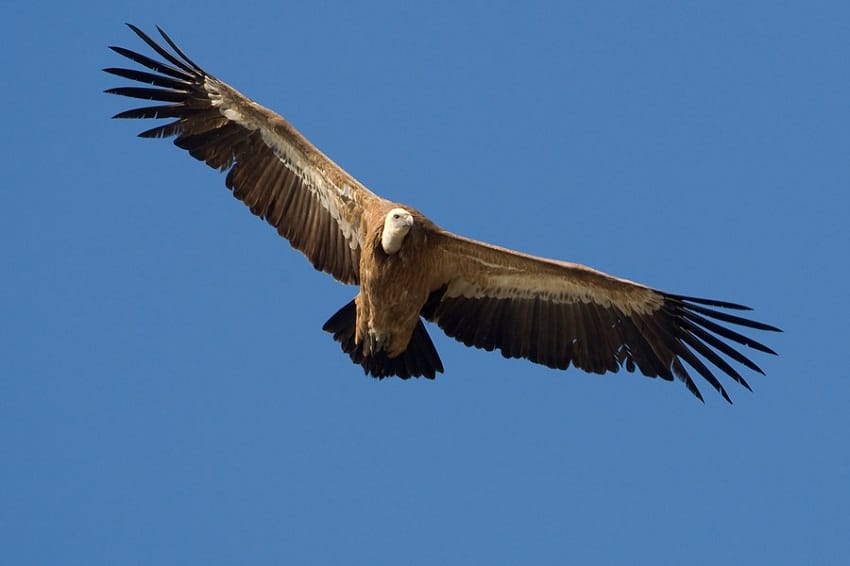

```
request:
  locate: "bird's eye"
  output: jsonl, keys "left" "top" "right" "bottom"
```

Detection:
{"left": 393, "top": 214, "right": 400, "bottom": 219}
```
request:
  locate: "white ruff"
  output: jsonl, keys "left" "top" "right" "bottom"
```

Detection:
{"left": 381, "top": 208, "right": 413, "bottom": 254}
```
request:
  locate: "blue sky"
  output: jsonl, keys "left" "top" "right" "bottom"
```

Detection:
{"left": 2, "top": 1, "right": 848, "bottom": 564}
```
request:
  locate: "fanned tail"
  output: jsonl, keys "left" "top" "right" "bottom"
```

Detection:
{"left": 322, "top": 300, "right": 444, "bottom": 379}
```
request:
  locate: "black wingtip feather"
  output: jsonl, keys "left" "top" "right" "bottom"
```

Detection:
{"left": 104, "top": 86, "right": 187, "bottom": 102}
{"left": 155, "top": 25, "right": 205, "bottom": 73}
{"left": 684, "top": 302, "right": 783, "bottom": 333}
{"left": 667, "top": 293, "right": 754, "bottom": 311}
{"left": 678, "top": 318, "right": 767, "bottom": 376}
{"left": 103, "top": 67, "right": 191, "bottom": 90}
{"left": 681, "top": 310, "right": 778, "bottom": 356}
{"left": 108, "top": 45, "right": 191, "bottom": 80}
{"left": 110, "top": 104, "right": 188, "bottom": 120}
{"left": 123, "top": 23, "right": 198, "bottom": 76}
{"left": 672, "top": 359, "right": 705, "bottom": 403}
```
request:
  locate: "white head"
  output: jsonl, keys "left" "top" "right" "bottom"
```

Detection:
{"left": 381, "top": 208, "right": 414, "bottom": 254}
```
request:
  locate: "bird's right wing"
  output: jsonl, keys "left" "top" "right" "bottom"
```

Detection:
{"left": 422, "top": 230, "right": 780, "bottom": 402}
{"left": 105, "top": 25, "right": 387, "bottom": 284}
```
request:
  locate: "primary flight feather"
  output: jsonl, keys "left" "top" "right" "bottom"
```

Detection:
{"left": 105, "top": 25, "right": 780, "bottom": 402}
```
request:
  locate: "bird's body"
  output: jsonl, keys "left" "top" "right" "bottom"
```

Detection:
{"left": 106, "top": 25, "right": 780, "bottom": 402}
{"left": 358, "top": 206, "right": 435, "bottom": 358}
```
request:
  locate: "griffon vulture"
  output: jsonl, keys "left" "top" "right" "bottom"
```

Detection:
{"left": 105, "top": 25, "right": 780, "bottom": 402}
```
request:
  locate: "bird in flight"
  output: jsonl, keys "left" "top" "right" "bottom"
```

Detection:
{"left": 105, "top": 25, "right": 780, "bottom": 402}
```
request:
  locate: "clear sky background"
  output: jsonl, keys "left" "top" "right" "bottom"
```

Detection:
{"left": 2, "top": 1, "right": 848, "bottom": 564}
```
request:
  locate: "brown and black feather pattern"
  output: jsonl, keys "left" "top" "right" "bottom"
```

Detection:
{"left": 104, "top": 24, "right": 366, "bottom": 284}
{"left": 422, "top": 285, "right": 779, "bottom": 403}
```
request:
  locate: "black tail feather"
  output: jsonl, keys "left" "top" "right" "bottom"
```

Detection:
{"left": 322, "top": 300, "right": 444, "bottom": 379}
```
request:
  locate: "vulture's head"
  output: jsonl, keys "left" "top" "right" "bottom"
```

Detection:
{"left": 381, "top": 208, "right": 414, "bottom": 254}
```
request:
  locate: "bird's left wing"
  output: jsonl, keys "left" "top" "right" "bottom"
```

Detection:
{"left": 105, "top": 25, "right": 386, "bottom": 284}
{"left": 423, "top": 231, "right": 780, "bottom": 402}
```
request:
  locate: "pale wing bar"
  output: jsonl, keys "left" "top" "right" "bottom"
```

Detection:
{"left": 105, "top": 25, "right": 363, "bottom": 284}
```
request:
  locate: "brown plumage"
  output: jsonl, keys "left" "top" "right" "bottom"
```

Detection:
{"left": 105, "top": 25, "right": 781, "bottom": 402}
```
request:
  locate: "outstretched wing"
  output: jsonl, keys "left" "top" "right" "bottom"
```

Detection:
{"left": 424, "top": 232, "right": 780, "bottom": 402}
{"left": 105, "top": 25, "right": 387, "bottom": 284}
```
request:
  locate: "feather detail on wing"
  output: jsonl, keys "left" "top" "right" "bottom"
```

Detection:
{"left": 105, "top": 24, "right": 386, "bottom": 284}
{"left": 424, "top": 232, "right": 781, "bottom": 402}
